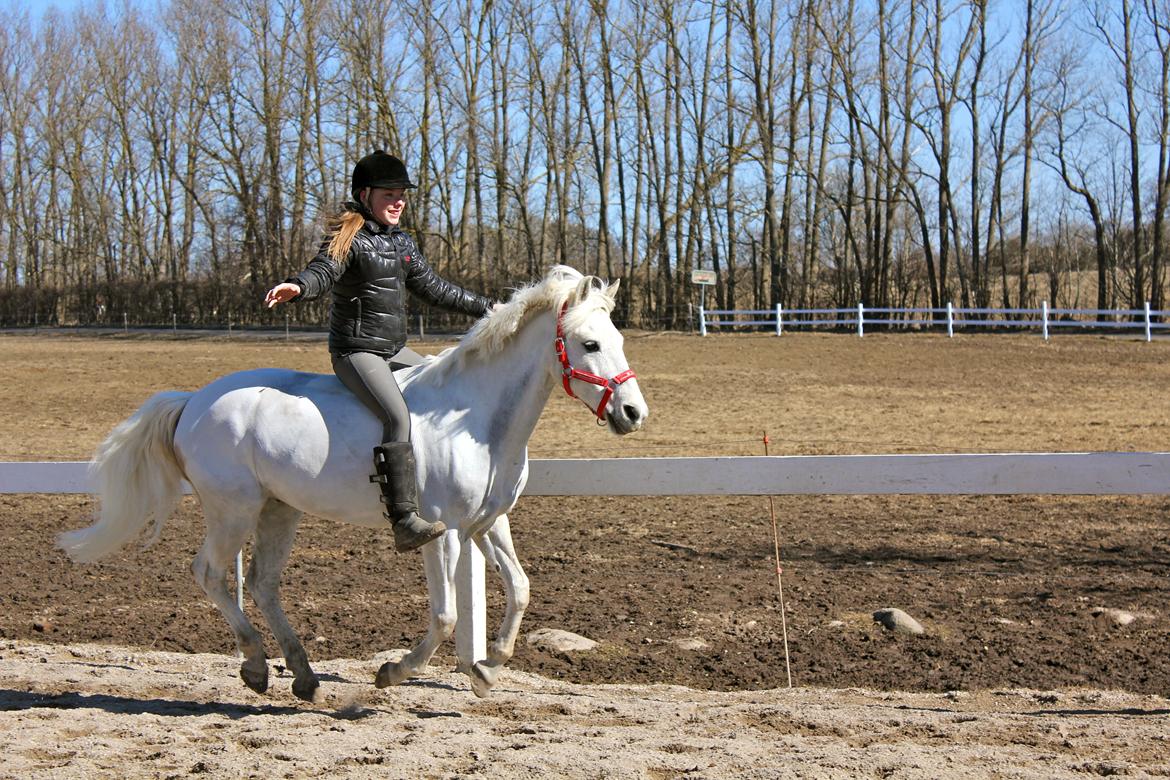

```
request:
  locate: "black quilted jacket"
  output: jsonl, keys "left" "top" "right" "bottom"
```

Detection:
{"left": 287, "top": 218, "right": 492, "bottom": 357}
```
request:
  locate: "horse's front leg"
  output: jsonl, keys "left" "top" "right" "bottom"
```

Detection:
{"left": 375, "top": 531, "right": 458, "bottom": 688}
{"left": 469, "top": 514, "right": 530, "bottom": 698}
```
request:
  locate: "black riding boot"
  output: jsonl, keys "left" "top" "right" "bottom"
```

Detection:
{"left": 370, "top": 442, "right": 447, "bottom": 552}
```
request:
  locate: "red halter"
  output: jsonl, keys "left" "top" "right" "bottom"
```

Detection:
{"left": 554, "top": 301, "right": 637, "bottom": 423}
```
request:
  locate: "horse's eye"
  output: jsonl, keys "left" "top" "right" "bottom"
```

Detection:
{"left": 583, "top": 340, "right": 601, "bottom": 353}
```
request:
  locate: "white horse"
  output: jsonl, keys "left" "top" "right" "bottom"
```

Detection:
{"left": 58, "top": 266, "right": 648, "bottom": 701}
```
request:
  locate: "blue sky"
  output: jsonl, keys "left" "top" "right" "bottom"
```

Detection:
{"left": 13, "top": 0, "right": 78, "bottom": 10}
{"left": 8, "top": 0, "right": 90, "bottom": 19}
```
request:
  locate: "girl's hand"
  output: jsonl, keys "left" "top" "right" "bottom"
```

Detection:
{"left": 265, "top": 283, "right": 301, "bottom": 308}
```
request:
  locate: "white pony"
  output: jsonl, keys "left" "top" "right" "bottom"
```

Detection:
{"left": 58, "top": 266, "right": 648, "bottom": 701}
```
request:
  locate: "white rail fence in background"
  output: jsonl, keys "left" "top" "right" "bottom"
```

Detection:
{"left": 4, "top": 453, "right": 1169, "bottom": 669}
{"left": 699, "top": 302, "right": 1170, "bottom": 340}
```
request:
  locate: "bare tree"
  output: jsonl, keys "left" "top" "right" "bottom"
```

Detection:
{"left": 1044, "top": 48, "right": 1114, "bottom": 310}
{"left": 923, "top": 0, "right": 979, "bottom": 306}
{"left": 965, "top": 0, "right": 989, "bottom": 309}
{"left": 1144, "top": 0, "right": 1169, "bottom": 309}
{"left": 737, "top": 0, "right": 784, "bottom": 310}
{"left": 1094, "top": 0, "right": 1148, "bottom": 308}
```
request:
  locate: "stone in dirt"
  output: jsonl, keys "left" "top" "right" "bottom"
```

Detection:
{"left": 527, "top": 628, "right": 598, "bottom": 653}
{"left": 1091, "top": 608, "right": 1136, "bottom": 627}
{"left": 670, "top": 638, "right": 710, "bottom": 651}
{"left": 873, "top": 608, "right": 925, "bottom": 636}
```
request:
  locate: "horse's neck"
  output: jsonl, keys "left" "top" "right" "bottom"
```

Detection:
{"left": 425, "top": 309, "right": 557, "bottom": 458}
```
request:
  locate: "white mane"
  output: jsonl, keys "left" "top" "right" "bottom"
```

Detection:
{"left": 427, "top": 265, "right": 618, "bottom": 376}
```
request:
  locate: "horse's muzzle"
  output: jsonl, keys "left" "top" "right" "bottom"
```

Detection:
{"left": 606, "top": 400, "right": 648, "bottom": 435}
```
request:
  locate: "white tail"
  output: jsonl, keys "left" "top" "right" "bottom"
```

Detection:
{"left": 57, "top": 391, "right": 192, "bottom": 563}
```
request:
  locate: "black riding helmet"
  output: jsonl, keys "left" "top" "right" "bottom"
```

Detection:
{"left": 351, "top": 150, "right": 417, "bottom": 200}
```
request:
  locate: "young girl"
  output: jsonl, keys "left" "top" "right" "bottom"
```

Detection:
{"left": 265, "top": 151, "right": 494, "bottom": 552}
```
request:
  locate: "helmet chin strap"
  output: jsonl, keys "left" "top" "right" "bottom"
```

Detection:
{"left": 553, "top": 301, "right": 637, "bottom": 424}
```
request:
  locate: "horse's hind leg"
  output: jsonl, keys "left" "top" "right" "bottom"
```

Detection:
{"left": 247, "top": 499, "right": 319, "bottom": 702}
{"left": 192, "top": 498, "right": 268, "bottom": 694}
{"left": 469, "top": 514, "right": 529, "bottom": 697}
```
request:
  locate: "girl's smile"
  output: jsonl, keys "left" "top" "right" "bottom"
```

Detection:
{"left": 363, "top": 187, "right": 406, "bottom": 226}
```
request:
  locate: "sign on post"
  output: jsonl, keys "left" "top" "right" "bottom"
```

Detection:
{"left": 692, "top": 270, "right": 716, "bottom": 330}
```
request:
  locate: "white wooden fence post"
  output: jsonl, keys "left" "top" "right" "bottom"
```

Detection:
{"left": 454, "top": 533, "right": 487, "bottom": 671}
{"left": 775, "top": 303, "right": 783, "bottom": 336}
{"left": 236, "top": 551, "right": 244, "bottom": 612}
{"left": 1042, "top": 301, "right": 1049, "bottom": 341}
{"left": 172, "top": 314, "right": 177, "bottom": 335}
{"left": 123, "top": 312, "right": 128, "bottom": 334}
{"left": 1145, "top": 301, "right": 1152, "bottom": 342}
{"left": 857, "top": 302, "right": 865, "bottom": 338}
{"left": 699, "top": 305, "right": 707, "bottom": 336}
{"left": 946, "top": 302, "right": 954, "bottom": 338}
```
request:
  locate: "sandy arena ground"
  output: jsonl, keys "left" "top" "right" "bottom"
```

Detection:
{"left": 1, "top": 330, "right": 1168, "bottom": 777}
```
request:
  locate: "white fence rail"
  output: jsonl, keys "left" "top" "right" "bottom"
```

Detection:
{"left": 5, "top": 454, "right": 1168, "bottom": 670}
{"left": 7, "top": 454, "right": 1170, "bottom": 496}
{"left": 698, "top": 302, "right": 1170, "bottom": 340}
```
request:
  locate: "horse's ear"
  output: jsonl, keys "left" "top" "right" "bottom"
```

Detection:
{"left": 607, "top": 278, "right": 621, "bottom": 297}
{"left": 572, "top": 276, "right": 594, "bottom": 304}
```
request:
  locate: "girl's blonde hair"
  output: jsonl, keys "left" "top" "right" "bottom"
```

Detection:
{"left": 327, "top": 209, "right": 366, "bottom": 263}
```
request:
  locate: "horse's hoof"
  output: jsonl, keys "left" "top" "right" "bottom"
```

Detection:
{"left": 375, "top": 660, "right": 410, "bottom": 688}
{"left": 470, "top": 661, "right": 499, "bottom": 698}
{"left": 292, "top": 674, "right": 321, "bottom": 702}
{"left": 239, "top": 663, "right": 269, "bottom": 695}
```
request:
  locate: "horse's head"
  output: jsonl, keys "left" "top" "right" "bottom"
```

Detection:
{"left": 452, "top": 265, "right": 648, "bottom": 434}
{"left": 554, "top": 273, "right": 648, "bottom": 435}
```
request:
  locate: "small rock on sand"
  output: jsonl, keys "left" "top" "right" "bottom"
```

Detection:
{"left": 671, "top": 638, "right": 710, "bottom": 651}
{"left": 873, "top": 608, "right": 925, "bottom": 636}
{"left": 526, "top": 628, "right": 598, "bottom": 653}
{"left": 1091, "top": 608, "right": 1135, "bottom": 627}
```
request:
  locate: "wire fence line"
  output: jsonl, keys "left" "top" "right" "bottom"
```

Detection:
{"left": 5, "top": 303, "right": 1170, "bottom": 342}
{"left": 0, "top": 314, "right": 459, "bottom": 343}
{"left": 699, "top": 302, "right": 1170, "bottom": 341}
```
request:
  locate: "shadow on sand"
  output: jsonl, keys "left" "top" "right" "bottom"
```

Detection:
{"left": 0, "top": 688, "right": 381, "bottom": 721}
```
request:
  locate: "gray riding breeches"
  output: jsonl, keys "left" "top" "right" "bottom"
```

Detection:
{"left": 331, "top": 351, "right": 411, "bottom": 444}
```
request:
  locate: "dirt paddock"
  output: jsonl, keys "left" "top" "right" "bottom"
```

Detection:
{"left": 1, "top": 331, "right": 1168, "bottom": 777}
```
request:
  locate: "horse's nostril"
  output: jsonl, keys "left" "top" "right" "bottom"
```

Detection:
{"left": 623, "top": 404, "right": 642, "bottom": 423}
